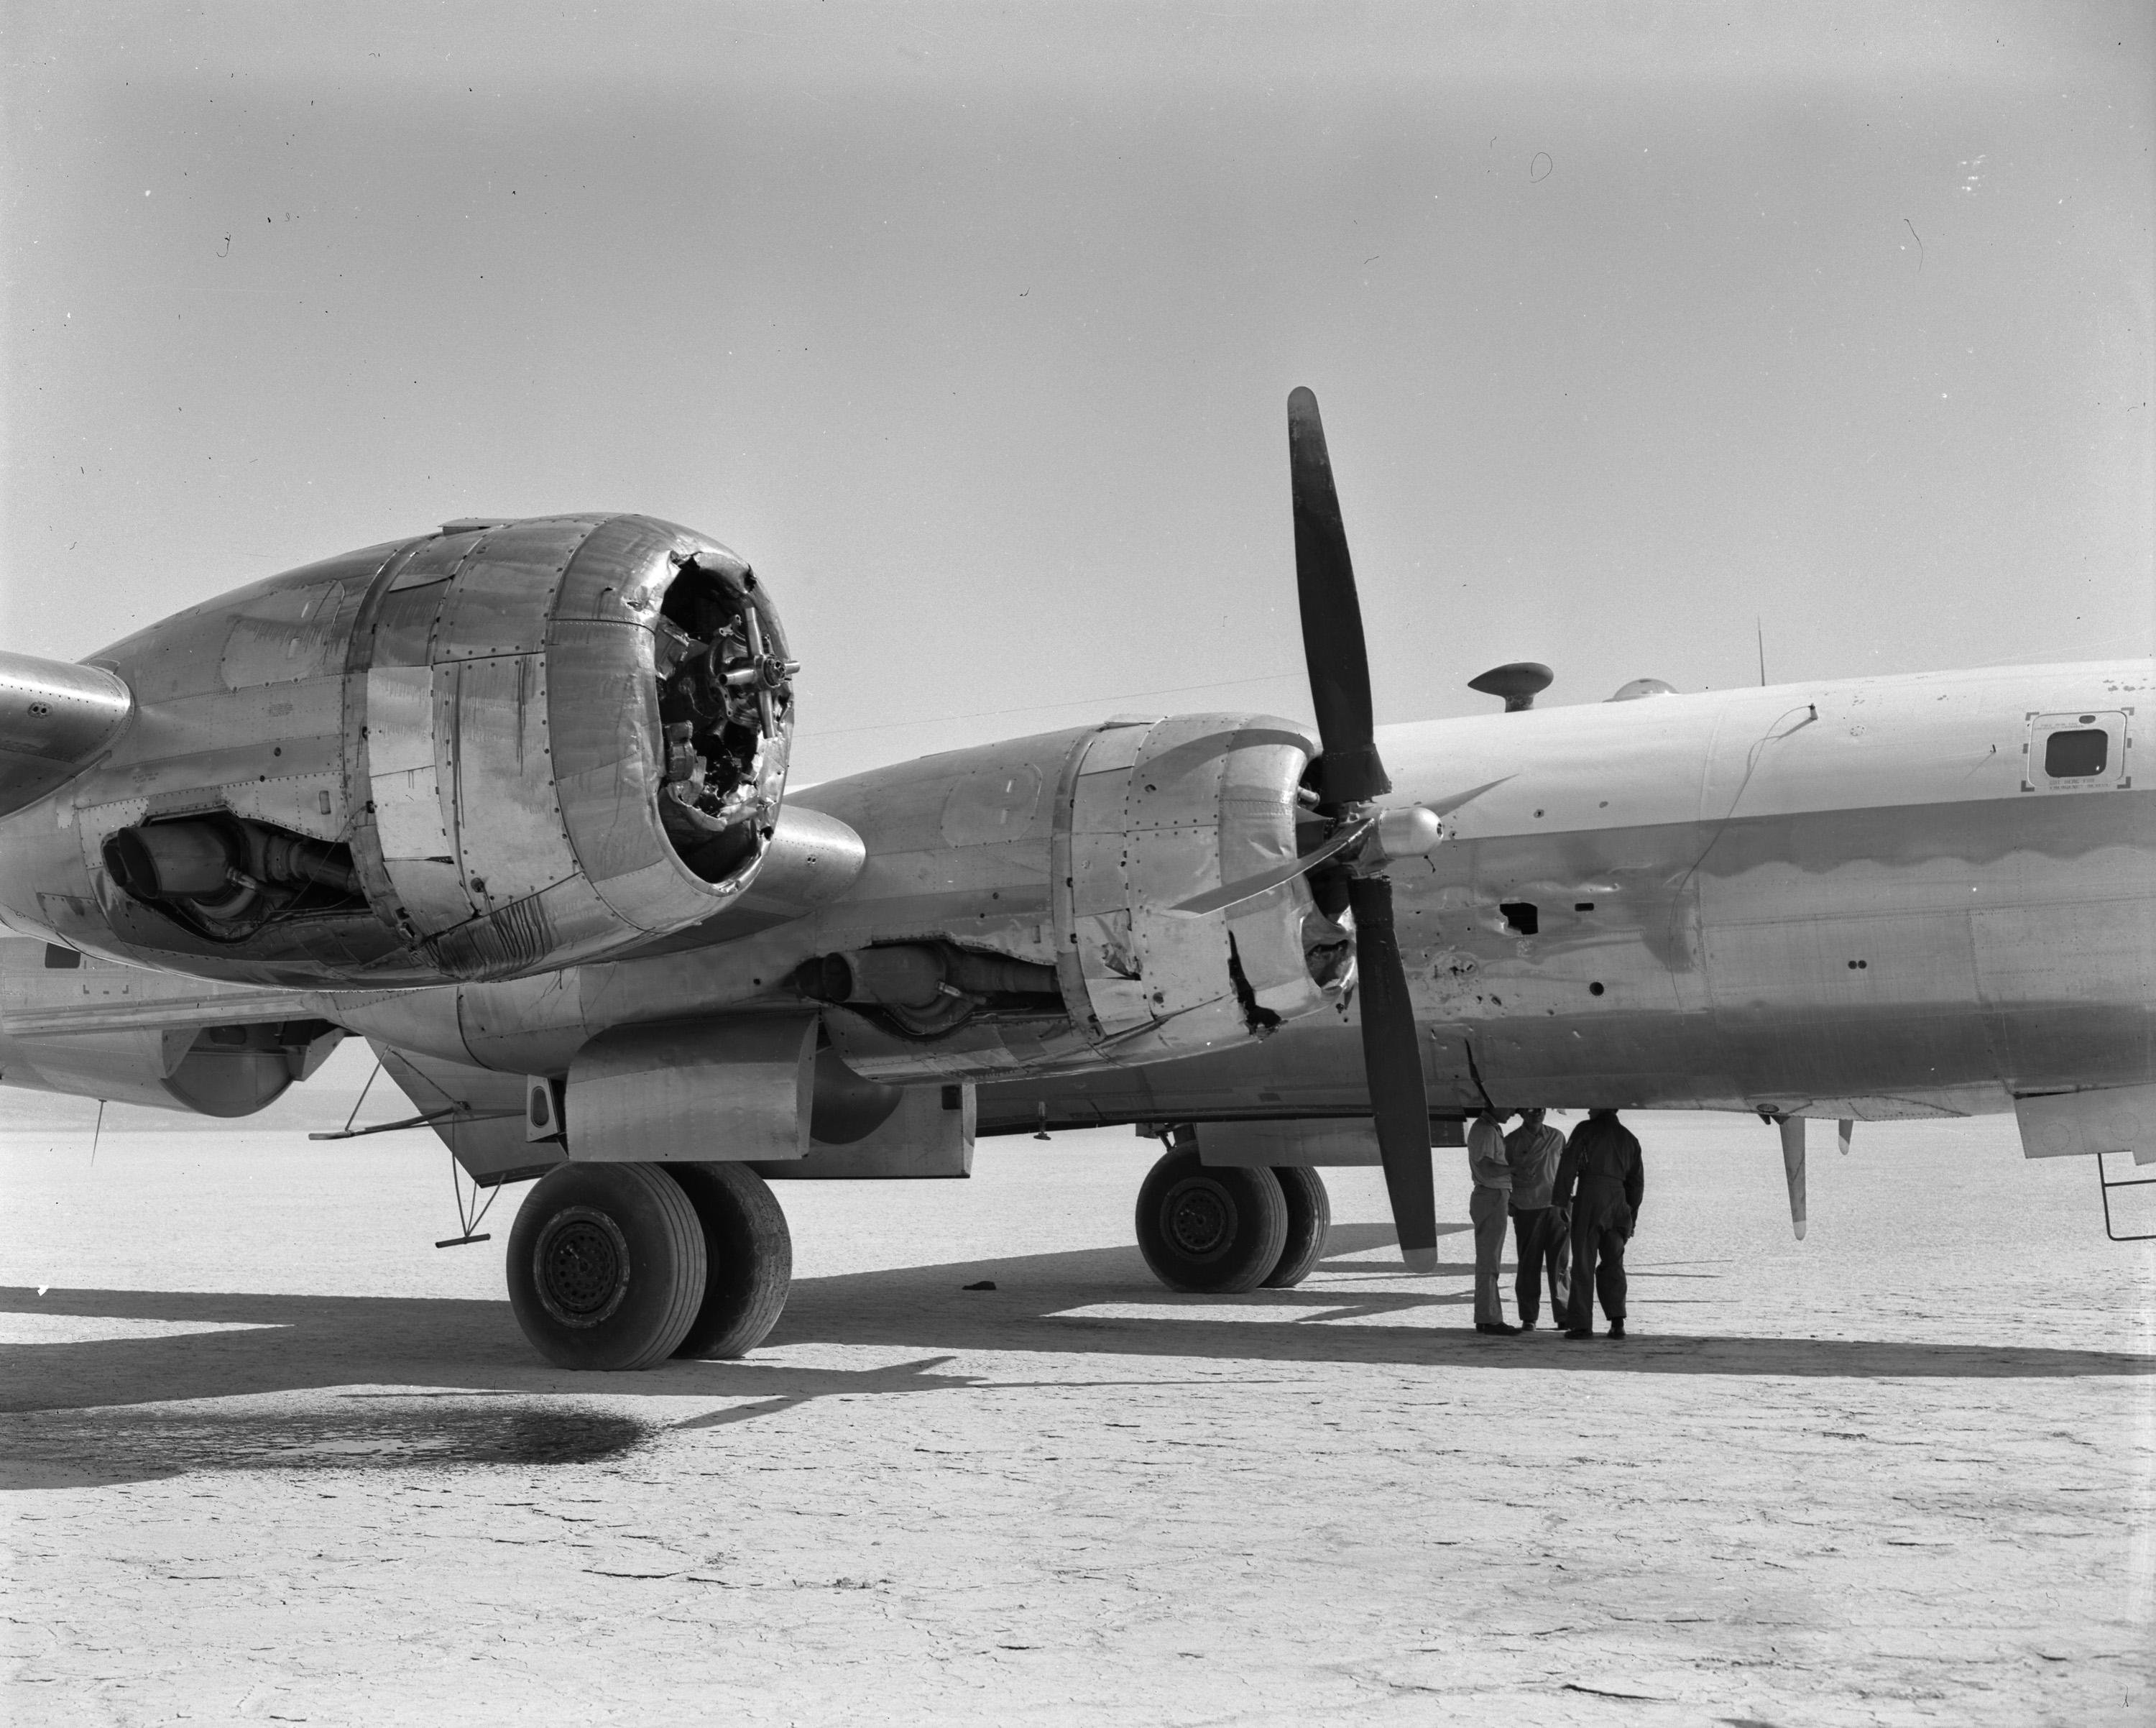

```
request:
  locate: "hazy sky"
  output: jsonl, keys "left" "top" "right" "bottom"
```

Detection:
{"left": 4, "top": 4, "right": 2150, "bottom": 781}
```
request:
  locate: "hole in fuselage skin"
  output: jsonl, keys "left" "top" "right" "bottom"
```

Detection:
{"left": 1589, "top": 981, "right": 1606, "bottom": 996}
{"left": 1499, "top": 901, "right": 1539, "bottom": 937}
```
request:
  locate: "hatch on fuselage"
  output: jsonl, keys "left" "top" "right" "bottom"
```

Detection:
{"left": 2023, "top": 709, "right": 2132, "bottom": 794}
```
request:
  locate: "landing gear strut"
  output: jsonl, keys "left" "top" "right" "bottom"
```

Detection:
{"left": 1134, "top": 1136, "right": 1333, "bottom": 1293}
{"left": 506, "top": 1161, "right": 792, "bottom": 1370}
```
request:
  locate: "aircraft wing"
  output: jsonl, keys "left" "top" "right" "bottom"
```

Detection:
{"left": 1, "top": 983, "right": 332, "bottom": 1037}
{"left": 0, "top": 937, "right": 349, "bottom": 1039}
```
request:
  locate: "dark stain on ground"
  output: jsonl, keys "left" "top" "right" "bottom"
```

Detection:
{"left": 2, "top": 1397, "right": 653, "bottom": 1491}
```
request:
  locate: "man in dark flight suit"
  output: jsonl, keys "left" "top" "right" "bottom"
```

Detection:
{"left": 1552, "top": 1108, "right": 1644, "bottom": 1340}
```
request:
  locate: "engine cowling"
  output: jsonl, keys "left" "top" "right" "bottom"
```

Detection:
{"left": 1051, "top": 712, "right": 1342, "bottom": 1060}
{"left": 793, "top": 711, "right": 1350, "bottom": 1085}
{"left": 0, "top": 515, "right": 799, "bottom": 985}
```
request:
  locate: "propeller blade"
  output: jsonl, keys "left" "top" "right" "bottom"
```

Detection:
{"left": 1289, "top": 387, "right": 1389, "bottom": 808}
{"left": 1349, "top": 873, "right": 1437, "bottom": 1272}
{"left": 1169, "top": 778, "right": 1506, "bottom": 919}
{"left": 1168, "top": 817, "right": 1374, "bottom": 917}
{"left": 1778, "top": 1116, "right": 1808, "bottom": 1240}
{"left": 1837, "top": 1118, "right": 1855, "bottom": 1156}
{"left": 1418, "top": 775, "right": 1515, "bottom": 821}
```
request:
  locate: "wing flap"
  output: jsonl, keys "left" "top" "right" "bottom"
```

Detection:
{"left": 1, "top": 988, "right": 328, "bottom": 1037}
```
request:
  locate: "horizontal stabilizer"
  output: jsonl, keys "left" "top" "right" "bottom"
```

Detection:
{"left": 0, "top": 651, "right": 132, "bottom": 819}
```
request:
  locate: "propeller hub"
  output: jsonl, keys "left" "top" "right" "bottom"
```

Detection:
{"left": 1369, "top": 805, "right": 1443, "bottom": 863}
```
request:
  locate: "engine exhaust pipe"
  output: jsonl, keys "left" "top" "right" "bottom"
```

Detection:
{"left": 796, "top": 945, "right": 1059, "bottom": 1008}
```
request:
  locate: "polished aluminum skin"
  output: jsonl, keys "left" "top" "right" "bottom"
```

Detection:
{"left": 0, "top": 936, "right": 339, "bottom": 1116}
{"left": 980, "top": 660, "right": 2152, "bottom": 1126}
{"left": 0, "top": 517, "right": 798, "bottom": 988}
{"left": 0, "top": 651, "right": 133, "bottom": 820}
{"left": 1, "top": 511, "right": 2147, "bottom": 1155}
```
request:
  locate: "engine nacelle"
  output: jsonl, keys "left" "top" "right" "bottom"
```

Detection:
{"left": 0, "top": 516, "right": 798, "bottom": 985}
{"left": 798, "top": 711, "right": 1346, "bottom": 1084}
{"left": 1053, "top": 712, "right": 1340, "bottom": 1059}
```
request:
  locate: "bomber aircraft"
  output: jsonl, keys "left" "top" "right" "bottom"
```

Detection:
{"left": 1, "top": 390, "right": 2150, "bottom": 1368}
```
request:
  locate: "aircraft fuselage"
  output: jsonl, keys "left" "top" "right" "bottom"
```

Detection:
{"left": 978, "top": 659, "right": 2153, "bottom": 1129}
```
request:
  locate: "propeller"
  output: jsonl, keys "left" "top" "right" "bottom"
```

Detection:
{"left": 1286, "top": 386, "right": 1444, "bottom": 1274}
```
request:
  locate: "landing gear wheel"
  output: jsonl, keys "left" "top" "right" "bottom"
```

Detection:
{"left": 1135, "top": 1144, "right": 1290, "bottom": 1294}
{"left": 507, "top": 1162, "right": 707, "bottom": 1371}
{"left": 1262, "top": 1167, "right": 1332, "bottom": 1288}
{"left": 665, "top": 1162, "right": 793, "bottom": 1359}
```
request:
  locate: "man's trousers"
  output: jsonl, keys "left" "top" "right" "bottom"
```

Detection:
{"left": 1565, "top": 1221, "right": 1628, "bottom": 1330}
{"left": 1509, "top": 1204, "right": 1570, "bottom": 1327}
{"left": 1470, "top": 1186, "right": 1509, "bottom": 1326}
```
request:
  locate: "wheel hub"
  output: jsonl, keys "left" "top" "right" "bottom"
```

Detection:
{"left": 533, "top": 1206, "right": 632, "bottom": 1328}
{"left": 1164, "top": 1177, "right": 1236, "bottom": 1259}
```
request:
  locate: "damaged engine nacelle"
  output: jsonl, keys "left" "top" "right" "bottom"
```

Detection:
{"left": 4, "top": 516, "right": 801, "bottom": 985}
{"left": 1053, "top": 713, "right": 1341, "bottom": 1057}
{"left": 346, "top": 519, "right": 796, "bottom": 978}
{"left": 795, "top": 711, "right": 1348, "bottom": 1083}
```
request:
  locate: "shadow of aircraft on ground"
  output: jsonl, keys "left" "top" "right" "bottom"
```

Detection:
{"left": 4, "top": 1223, "right": 2148, "bottom": 1489}
{"left": 8, "top": 1223, "right": 2151, "bottom": 1408}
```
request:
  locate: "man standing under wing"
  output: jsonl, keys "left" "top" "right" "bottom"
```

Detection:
{"left": 1504, "top": 1108, "right": 1571, "bottom": 1331}
{"left": 1553, "top": 1108, "right": 1644, "bottom": 1341}
{"left": 1466, "top": 1108, "right": 1520, "bottom": 1336}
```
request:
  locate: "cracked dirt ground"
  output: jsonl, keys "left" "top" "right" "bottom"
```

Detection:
{"left": 3, "top": 1097, "right": 2151, "bottom": 1726}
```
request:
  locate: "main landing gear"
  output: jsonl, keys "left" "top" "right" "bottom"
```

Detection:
{"left": 507, "top": 1161, "right": 793, "bottom": 1371}
{"left": 1134, "top": 1134, "right": 1332, "bottom": 1293}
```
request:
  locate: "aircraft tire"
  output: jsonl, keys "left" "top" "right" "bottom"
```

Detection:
{"left": 506, "top": 1162, "right": 708, "bottom": 1371}
{"left": 1135, "top": 1145, "right": 1289, "bottom": 1294}
{"left": 1261, "top": 1167, "right": 1332, "bottom": 1288}
{"left": 665, "top": 1162, "right": 794, "bottom": 1359}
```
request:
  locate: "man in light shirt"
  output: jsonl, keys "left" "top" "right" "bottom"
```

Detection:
{"left": 1465, "top": 1108, "right": 1519, "bottom": 1335}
